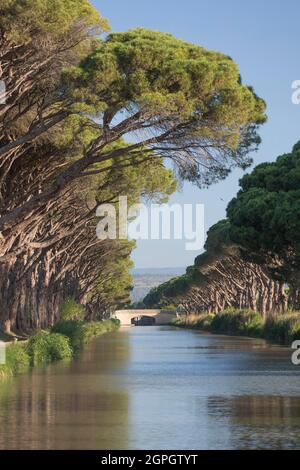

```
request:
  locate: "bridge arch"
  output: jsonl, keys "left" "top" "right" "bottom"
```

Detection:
{"left": 114, "top": 309, "right": 177, "bottom": 326}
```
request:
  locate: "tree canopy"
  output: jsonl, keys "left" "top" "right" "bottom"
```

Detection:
{"left": 149, "top": 142, "right": 300, "bottom": 316}
{"left": 0, "top": 2, "right": 267, "bottom": 331}
{"left": 227, "top": 141, "right": 300, "bottom": 287}
{"left": 144, "top": 218, "right": 290, "bottom": 316}
{"left": 64, "top": 28, "right": 266, "bottom": 186}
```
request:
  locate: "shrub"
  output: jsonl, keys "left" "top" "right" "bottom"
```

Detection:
{"left": 52, "top": 320, "right": 85, "bottom": 351}
{"left": 6, "top": 343, "right": 30, "bottom": 372}
{"left": 195, "top": 314, "right": 215, "bottom": 330}
{"left": 264, "top": 314, "right": 300, "bottom": 344}
{"left": 211, "top": 309, "right": 264, "bottom": 337}
{"left": 172, "top": 317, "right": 185, "bottom": 327}
{"left": 291, "top": 318, "right": 300, "bottom": 341}
{"left": 60, "top": 298, "right": 86, "bottom": 321}
{"left": 0, "top": 318, "right": 120, "bottom": 380}
{"left": 26, "top": 331, "right": 72, "bottom": 365}
{"left": 82, "top": 319, "right": 120, "bottom": 340}
{"left": 52, "top": 318, "right": 120, "bottom": 351}
{"left": 0, "top": 342, "right": 30, "bottom": 378}
{"left": 172, "top": 313, "right": 215, "bottom": 330}
{"left": 173, "top": 309, "right": 300, "bottom": 345}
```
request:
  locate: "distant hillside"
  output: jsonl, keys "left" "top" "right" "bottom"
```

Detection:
{"left": 131, "top": 267, "right": 185, "bottom": 303}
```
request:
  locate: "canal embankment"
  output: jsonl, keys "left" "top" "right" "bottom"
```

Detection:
{"left": 173, "top": 309, "right": 300, "bottom": 346}
{"left": 0, "top": 318, "right": 120, "bottom": 380}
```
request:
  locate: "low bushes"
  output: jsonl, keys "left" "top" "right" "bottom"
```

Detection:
{"left": 60, "top": 298, "right": 86, "bottom": 321}
{"left": 52, "top": 318, "right": 120, "bottom": 351}
{"left": 210, "top": 309, "right": 264, "bottom": 337}
{"left": 264, "top": 314, "right": 300, "bottom": 344}
{"left": 173, "top": 313, "right": 214, "bottom": 331}
{"left": 51, "top": 300, "right": 120, "bottom": 351}
{"left": 83, "top": 319, "right": 120, "bottom": 340}
{"left": 0, "top": 331, "right": 72, "bottom": 378}
{"left": 173, "top": 309, "right": 300, "bottom": 345}
{"left": 0, "top": 343, "right": 30, "bottom": 379}
{"left": 0, "top": 318, "right": 120, "bottom": 380}
{"left": 26, "top": 331, "right": 73, "bottom": 365}
{"left": 52, "top": 320, "right": 85, "bottom": 351}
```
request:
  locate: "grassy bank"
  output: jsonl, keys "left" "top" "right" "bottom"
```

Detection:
{"left": 173, "top": 309, "right": 300, "bottom": 345}
{"left": 0, "top": 319, "right": 120, "bottom": 380}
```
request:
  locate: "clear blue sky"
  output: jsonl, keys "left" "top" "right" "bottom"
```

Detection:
{"left": 92, "top": 0, "right": 300, "bottom": 268}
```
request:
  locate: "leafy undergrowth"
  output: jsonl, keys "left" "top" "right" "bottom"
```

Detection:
{"left": 0, "top": 343, "right": 30, "bottom": 379}
{"left": 26, "top": 331, "right": 73, "bottom": 366}
{"left": 52, "top": 318, "right": 120, "bottom": 351}
{"left": 173, "top": 309, "right": 300, "bottom": 345}
{"left": 264, "top": 314, "right": 300, "bottom": 344}
{"left": 0, "top": 319, "right": 120, "bottom": 380}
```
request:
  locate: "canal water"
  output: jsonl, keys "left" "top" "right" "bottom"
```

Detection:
{"left": 0, "top": 325, "right": 300, "bottom": 449}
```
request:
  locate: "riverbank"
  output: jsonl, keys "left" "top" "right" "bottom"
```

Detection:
{"left": 0, "top": 319, "right": 120, "bottom": 380}
{"left": 173, "top": 309, "right": 300, "bottom": 345}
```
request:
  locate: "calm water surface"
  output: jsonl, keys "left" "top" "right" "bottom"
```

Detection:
{"left": 0, "top": 326, "right": 300, "bottom": 449}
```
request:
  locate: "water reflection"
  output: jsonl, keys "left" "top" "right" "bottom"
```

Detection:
{"left": 0, "top": 326, "right": 300, "bottom": 449}
{"left": 207, "top": 395, "right": 300, "bottom": 449}
{"left": 0, "top": 332, "right": 130, "bottom": 449}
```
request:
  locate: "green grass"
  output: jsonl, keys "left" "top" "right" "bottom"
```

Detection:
{"left": 0, "top": 343, "right": 30, "bottom": 379}
{"left": 173, "top": 309, "right": 300, "bottom": 345}
{"left": 60, "top": 298, "right": 86, "bottom": 321}
{"left": 210, "top": 309, "right": 264, "bottom": 337}
{"left": 173, "top": 313, "right": 215, "bottom": 331}
{"left": 51, "top": 320, "right": 86, "bottom": 351}
{"left": 26, "top": 331, "right": 73, "bottom": 365}
{"left": 264, "top": 314, "right": 300, "bottom": 344}
{"left": 0, "top": 319, "right": 120, "bottom": 380}
{"left": 52, "top": 318, "right": 120, "bottom": 351}
{"left": 82, "top": 319, "right": 120, "bottom": 339}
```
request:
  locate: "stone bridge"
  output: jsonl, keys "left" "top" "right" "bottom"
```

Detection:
{"left": 113, "top": 309, "right": 177, "bottom": 326}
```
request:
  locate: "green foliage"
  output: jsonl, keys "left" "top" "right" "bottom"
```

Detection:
{"left": 82, "top": 319, "right": 120, "bottom": 340}
{"left": 173, "top": 314, "right": 215, "bottom": 331}
{"left": 6, "top": 343, "right": 30, "bottom": 372}
{"left": 0, "top": 343, "right": 30, "bottom": 378}
{"left": 174, "top": 309, "right": 300, "bottom": 345}
{"left": 203, "top": 220, "right": 232, "bottom": 253}
{"left": 52, "top": 320, "right": 85, "bottom": 351}
{"left": 71, "top": 28, "right": 265, "bottom": 123}
{"left": 0, "top": 332, "right": 73, "bottom": 377}
{"left": 143, "top": 221, "right": 237, "bottom": 310}
{"left": 199, "top": 314, "right": 215, "bottom": 330}
{"left": 162, "top": 304, "right": 178, "bottom": 310}
{"left": 174, "top": 310, "right": 264, "bottom": 337}
{"left": 26, "top": 331, "right": 73, "bottom": 365}
{"left": 143, "top": 275, "right": 190, "bottom": 308}
{"left": 60, "top": 299, "right": 86, "bottom": 321}
{"left": 0, "top": 319, "right": 120, "bottom": 380}
{"left": 0, "top": 0, "right": 109, "bottom": 43}
{"left": 96, "top": 148, "right": 177, "bottom": 205}
{"left": 210, "top": 309, "right": 264, "bottom": 337}
{"left": 89, "top": 144, "right": 177, "bottom": 312}
{"left": 52, "top": 319, "right": 119, "bottom": 351}
{"left": 26, "top": 332, "right": 72, "bottom": 365}
{"left": 64, "top": 28, "right": 266, "bottom": 186}
{"left": 264, "top": 314, "right": 300, "bottom": 344}
{"left": 227, "top": 141, "right": 300, "bottom": 285}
